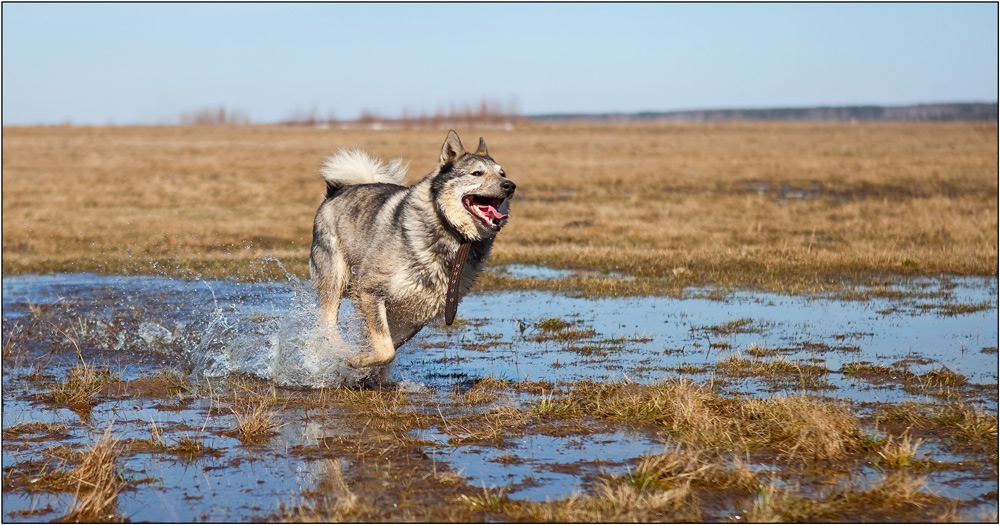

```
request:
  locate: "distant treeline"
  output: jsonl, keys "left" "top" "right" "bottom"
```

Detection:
{"left": 279, "top": 98, "right": 523, "bottom": 128}
{"left": 532, "top": 103, "right": 999, "bottom": 123}
{"left": 176, "top": 102, "right": 996, "bottom": 127}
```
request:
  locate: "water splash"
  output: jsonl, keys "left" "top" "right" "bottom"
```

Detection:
{"left": 0, "top": 260, "right": 384, "bottom": 389}
{"left": 189, "top": 259, "right": 370, "bottom": 388}
{"left": 138, "top": 321, "right": 174, "bottom": 347}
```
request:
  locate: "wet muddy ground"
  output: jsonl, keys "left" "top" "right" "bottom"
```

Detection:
{"left": 2, "top": 268, "right": 997, "bottom": 521}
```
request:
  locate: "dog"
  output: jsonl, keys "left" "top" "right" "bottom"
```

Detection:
{"left": 309, "top": 130, "right": 515, "bottom": 386}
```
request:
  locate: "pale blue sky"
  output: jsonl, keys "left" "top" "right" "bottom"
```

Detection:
{"left": 2, "top": 2, "right": 997, "bottom": 125}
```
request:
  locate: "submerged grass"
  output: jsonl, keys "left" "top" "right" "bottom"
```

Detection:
{"left": 530, "top": 318, "right": 597, "bottom": 342}
{"left": 2, "top": 421, "right": 70, "bottom": 441}
{"left": 506, "top": 446, "right": 754, "bottom": 522}
{"left": 704, "top": 317, "right": 764, "bottom": 335}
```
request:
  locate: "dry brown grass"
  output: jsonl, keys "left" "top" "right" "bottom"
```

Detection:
{"left": 878, "top": 401, "right": 998, "bottom": 451}
{"left": 743, "top": 481, "right": 830, "bottom": 523}
{"left": 329, "top": 388, "right": 429, "bottom": 433}
{"left": 442, "top": 403, "right": 531, "bottom": 445}
{"left": 62, "top": 424, "right": 130, "bottom": 522}
{"left": 742, "top": 470, "right": 951, "bottom": 522}
{"left": 227, "top": 399, "right": 279, "bottom": 443}
{"left": 505, "top": 445, "right": 757, "bottom": 522}
{"left": 2, "top": 421, "right": 69, "bottom": 441}
{"left": 46, "top": 364, "right": 121, "bottom": 408}
{"left": 934, "top": 402, "right": 999, "bottom": 447}
{"left": 507, "top": 478, "right": 699, "bottom": 522}
{"left": 876, "top": 431, "right": 924, "bottom": 468}
{"left": 826, "top": 470, "right": 945, "bottom": 519}
{"left": 626, "top": 444, "right": 758, "bottom": 492}
{"left": 456, "top": 375, "right": 510, "bottom": 405}
{"left": 535, "top": 380, "right": 869, "bottom": 461}
{"left": 459, "top": 484, "right": 509, "bottom": 514}
{"left": 715, "top": 355, "right": 829, "bottom": 384}
{"left": 3, "top": 123, "right": 996, "bottom": 293}
{"left": 738, "top": 395, "right": 864, "bottom": 462}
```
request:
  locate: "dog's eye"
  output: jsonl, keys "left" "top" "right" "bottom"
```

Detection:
{"left": 499, "top": 170, "right": 506, "bottom": 178}
{"left": 471, "top": 171, "right": 484, "bottom": 176}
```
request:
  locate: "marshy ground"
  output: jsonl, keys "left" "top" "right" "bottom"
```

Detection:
{"left": 2, "top": 122, "right": 998, "bottom": 521}
{"left": 2, "top": 271, "right": 996, "bottom": 521}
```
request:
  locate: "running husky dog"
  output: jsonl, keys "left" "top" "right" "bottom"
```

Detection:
{"left": 310, "top": 130, "right": 515, "bottom": 386}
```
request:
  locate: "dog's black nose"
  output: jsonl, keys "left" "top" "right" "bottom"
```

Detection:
{"left": 501, "top": 180, "right": 516, "bottom": 195}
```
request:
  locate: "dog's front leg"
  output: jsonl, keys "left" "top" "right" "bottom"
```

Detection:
{"left": 349, "top": 293, "right": 396, "bottom": 369}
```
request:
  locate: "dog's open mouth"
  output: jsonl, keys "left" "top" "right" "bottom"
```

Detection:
{"left": 462, "top": 195, "right": 508, "bottom": 230}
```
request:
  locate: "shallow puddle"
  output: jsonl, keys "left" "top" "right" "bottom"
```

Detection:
{"left": 2, "top": 271, "right": 997, "bottom": 521}
{"left": 406, "top": 279, "right": 998, "bottom": 400}
{"left": 492, "top": 264, "right": 634, "bottom": 281}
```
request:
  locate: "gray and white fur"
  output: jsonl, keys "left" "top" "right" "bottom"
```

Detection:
{"left": 309, "top": 130, "right": 515, "bottom": 387}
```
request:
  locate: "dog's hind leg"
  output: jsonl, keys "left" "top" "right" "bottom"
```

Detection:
{"left": 348, "top": 293, "right": 397, "bottom": 370}
{"left": 310, "top": 240, "right": 348, "bottom": 328}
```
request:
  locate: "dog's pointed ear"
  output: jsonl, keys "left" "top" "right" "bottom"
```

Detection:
{"left": 439, "top": 130, "right": 466, "bottom": 166}
{"left": 474, "top": 137, "right": 490, "bottom": 157}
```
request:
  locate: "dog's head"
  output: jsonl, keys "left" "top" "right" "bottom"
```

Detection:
{"left": 431, "top": 130, "right": 516, "bottom": 241}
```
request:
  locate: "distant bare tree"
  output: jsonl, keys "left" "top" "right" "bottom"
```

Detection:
{"left": 179, "top": 106, "right": 250, "bottom": 125}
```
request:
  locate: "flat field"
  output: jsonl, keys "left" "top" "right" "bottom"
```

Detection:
{"left": 2, "top": 123, "right": 997, "bottom": 521}
{"left": 3, "top": 122, "right": 997, "bottom": 293}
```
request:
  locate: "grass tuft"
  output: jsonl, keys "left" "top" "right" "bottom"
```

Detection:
{"left": 228, "top": 399, "right": 279, "bottom": 444}
{"left": 458, "top": 375, "right": 510, "bottom": 405}
{"left": 743, "top": 482, "right": 828, "bottom": 523}
{"left": 530, "top": 318, "right": 597, "bottom": 342}
{"left": 460, "top": 485, "right": 508, "bottom": 514}
{"left": 62, "top": 424, "right": 130, "bottom": 523}
{"left": 46, "top": 364, "right": 121, "bottom": 407}
{"left": 739, "top": 395, "right": 863, "bottom": 461}
{"left": 877, "top": 432, "right": 924, "bottom": 468}
{"left": 533, "top": 380, "right": 868, "bottom": 461}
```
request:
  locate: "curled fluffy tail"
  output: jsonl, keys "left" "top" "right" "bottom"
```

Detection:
{"left": 320, "top": 149, "right": 408, "bottom": 197}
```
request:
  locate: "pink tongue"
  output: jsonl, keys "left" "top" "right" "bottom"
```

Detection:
{"left": 478, "top": 204, "right": 508, "bottom": 220}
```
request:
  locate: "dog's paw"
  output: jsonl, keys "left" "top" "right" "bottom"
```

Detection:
{"left": 348, "top": 351, "right": 395, "bottom": 369}
{"left": 347, "top": 353, "right": 372, "bottom": 369}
